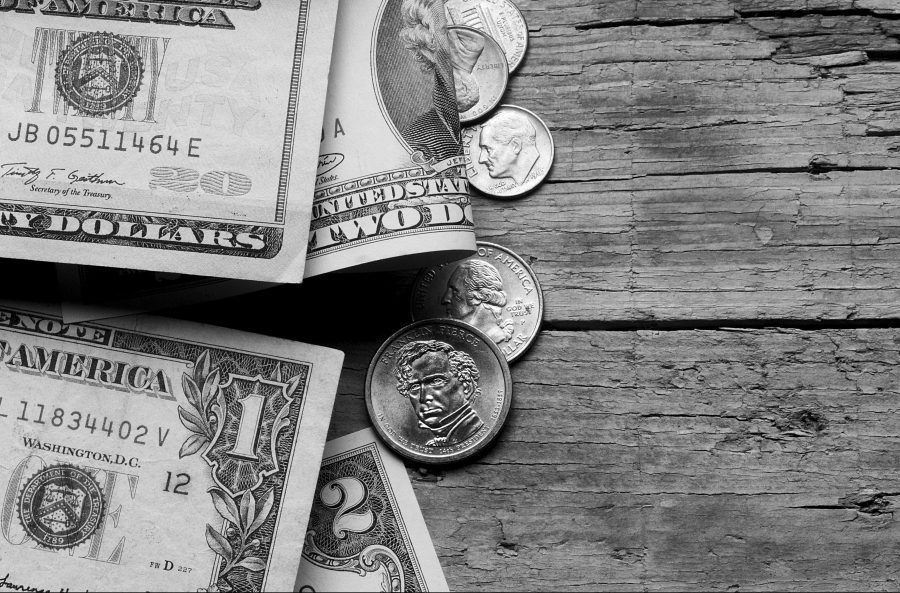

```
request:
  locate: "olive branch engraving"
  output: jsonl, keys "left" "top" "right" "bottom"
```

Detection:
{"left": 178, "top": 350, "right": 224, "bottom": 459}
{"left": 206, "top": 487, "right": 275, "bottom": 582}
{"left": 178, "top": 350, "right": 301, "bottom": 592}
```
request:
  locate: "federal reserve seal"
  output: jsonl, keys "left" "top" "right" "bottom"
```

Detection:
{"left": 56, "top": 32, "right": 144, "bottom": 116}
{"left": 17, "top": 465, "right": 105, "bottom": 550}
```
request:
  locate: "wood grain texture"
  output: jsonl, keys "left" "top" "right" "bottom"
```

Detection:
{"left": 317, "top": 328, "right": 900, "bottom": 592}
{"left": 463, "top": 0, "right": 900, "bottom": 324}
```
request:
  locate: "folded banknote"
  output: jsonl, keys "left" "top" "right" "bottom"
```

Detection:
{"left": 0, "top": 303, "right": 344, "bottom": 592}
{"left": 306, "top": 0, "right": 477, "bottom": 277}
{"left": 296, "top": 429, "right": 449, "bottom": 592}
{"left": 0, "top": 1, "right": 337, "bottom": 282}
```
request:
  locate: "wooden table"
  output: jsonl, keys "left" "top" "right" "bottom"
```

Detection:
{"left": 181, "top": 2, "right": 900, "bottom": 590}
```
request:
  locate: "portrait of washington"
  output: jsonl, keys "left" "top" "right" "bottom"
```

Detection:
{"left": 391, "top": 0, "right": 464, "bottom": 161}
{"left": 443, "top": 260, "right": 516, "bottom": 345}
{"left": 395, "top": 340, "right": 485, "bottom": 448}
{"left": 479, "top": 111, "right": 542, "bottom": 185}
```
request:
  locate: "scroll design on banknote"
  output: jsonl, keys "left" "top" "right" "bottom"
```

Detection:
{"left": 0, "top": 204, "right": 283, "bottom": 259}
{"left": 303, "top": 534, "right": 404, "bottom": 592}
{"left": 174, "top": 350, "right": 307, "bottom": 592}
{"left": 302, "top": 444, "right": 427, "bottom": 592}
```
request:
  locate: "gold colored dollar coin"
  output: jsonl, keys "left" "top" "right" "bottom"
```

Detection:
{"left": 366, "top": 320, "right": 513, "bottom": 465}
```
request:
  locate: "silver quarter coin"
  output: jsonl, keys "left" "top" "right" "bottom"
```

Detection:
{"left": 366, "top": 320, "right": 513, "bottom": 465}
{"left": 447, "top": 25, "right": 509, "bottom": 124}
{"left": 462, "top": 104, "right": 554, "bottom": 198}
{"left": 445, "top": 0, "right": 529, "bottom": 72}
{"left": 411, "top": 242, "right": 543, "bottom": 363}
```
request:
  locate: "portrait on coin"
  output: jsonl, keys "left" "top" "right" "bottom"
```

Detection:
{"left": 448, "top": 27, "right": 485, "bottom": 112}
{"left": 375, "top": 0, "right": 463, "bottom": 161}
{"left": 478, "top": 111, "right": 541, "bottom": 185}
{"left": 443, "top": 260, "right": 515, "bottom": 344}
{"left": 395, "top": 340, "right": 485, "bottom": 447}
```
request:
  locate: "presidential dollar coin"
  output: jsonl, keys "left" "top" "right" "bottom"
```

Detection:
{"left": 411, "top": 242, "right": 543, "bottom": 363}
{"left": 463, "top": 105, "right": 554, "bottom": 198}
{"left": 366, "top": 320, "right": 513, "bottom": 465}
{"left": 446, "top": 0, "right": 530, "bottom": 72}
{"left": 447, "top": 25, "right": 510, "bottom": 124}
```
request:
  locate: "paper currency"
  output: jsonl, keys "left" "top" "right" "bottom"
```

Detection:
{"left": 0, "top": 2, "right": 337, "bottom": 282}
{"left": 296, "top": 429, "right": 449, "bottom": 592}
{"left": 0, "top": 303, "right": 343, "bottom": 592}
{"left": 306, "top": 0, "right": 477, "bottom": 278}
{"left": 57, "top": 265, "right": 272, "bottom": 323}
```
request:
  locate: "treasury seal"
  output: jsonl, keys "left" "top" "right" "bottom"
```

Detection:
{"left": 56, "top": 32, "right": 144, "bottom": 116}
{"left": 17, "top": 464, "right": 105, "bottom": 550}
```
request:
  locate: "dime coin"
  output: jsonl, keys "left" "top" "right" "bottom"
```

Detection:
{"left": 462, "top": 105, "right": 554, "bottom": 198}
{"left": 447, "top": 25, "right": 509, "bottom": 124}
{"left": 446, "top": 0, "right": 530, "bottom": 72}
{"left": 366, "top": 320, "right": 513, "bottom": 465}
{"left": 411, "top": 242, "right": 543, "bottom": 363}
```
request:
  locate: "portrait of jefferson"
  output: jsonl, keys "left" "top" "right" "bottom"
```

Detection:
{"left": 478, "top": 111, "right": 541, "bottom": 185}
{"left": 395, "top": 340, "right": 484, "bottom": 448}
{"left": 398, "top": 0, "right": 463, "bottom": 161}
{"left": 442, "top": 260, "right": 515, "bottom": 345}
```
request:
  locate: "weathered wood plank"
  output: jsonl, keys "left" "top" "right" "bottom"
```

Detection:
{"left": 515, "top": 1, "right": 736, "bottom": 29}
{"left": 468, "top": 170, "right": 900, "bottom": 324}
{"left": 439, "top": 2, "right": 900, "bottom": 325}
{"left": 292, "top": 328, "right": 900, "bottom": 592}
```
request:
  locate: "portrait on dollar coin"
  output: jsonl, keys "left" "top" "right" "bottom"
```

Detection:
{"left": 376, "top": 0, "right": 463, "bottom": 161}
{"left": 443, "top": 260, "right": 515, "bottom": 344}
{"left": 395, "top": 340, "right": 485, "bottom": 447}
{"left": 479, "top": 110, "right": 542, "bottom": 185}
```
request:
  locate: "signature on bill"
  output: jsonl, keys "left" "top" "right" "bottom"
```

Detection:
{"left": 317, "top": 153, "right": 345, "bottom": 177}
{"left": 1, "top": 162, "right": 125, "bottom": 188}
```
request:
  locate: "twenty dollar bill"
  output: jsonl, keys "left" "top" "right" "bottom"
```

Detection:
{"left": 0, "top": 2, "right": 337, "bottom": 282}
{"left": 297, "top": 429, "right": 449, "bottom": 592}
{"left": 0, "top": 304, "right": 343, "bottom": 592}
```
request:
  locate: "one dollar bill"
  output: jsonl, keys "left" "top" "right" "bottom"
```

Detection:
{"left": 0, "top": 303, "right": 344, "bottom": 592}
{"left": 296, "top": 429, "right": 449, "bottom": 592}
{"left": 0, "top": 2, "right": 337, "bottom": 282}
